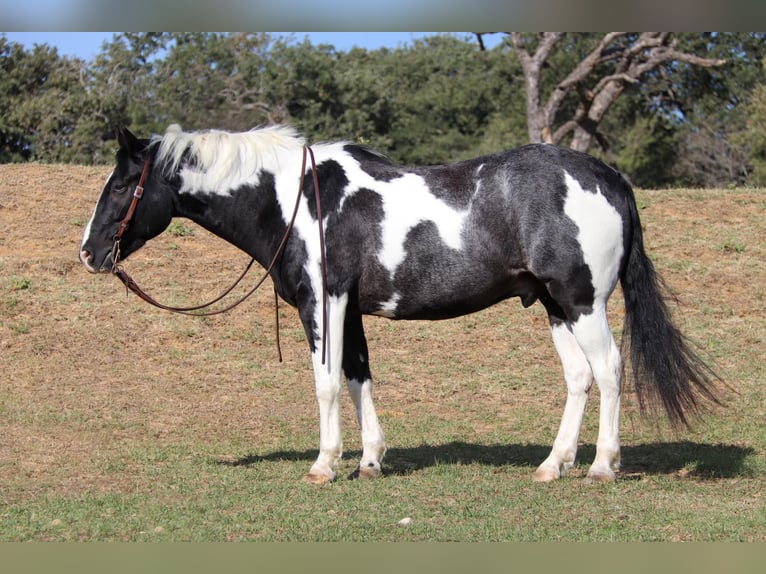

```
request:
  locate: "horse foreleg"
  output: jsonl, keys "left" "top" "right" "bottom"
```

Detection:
{"left": 346, "top": 378, "right": 386, "bottom": 478}
{"left": 343, "top": 311, "right": 386, "bottom": 479}
{"left": 534, "top": 320, "right": 594, "bottom": 482}
{"left": 303, "top": 294, "right": 348, "bottom": 484}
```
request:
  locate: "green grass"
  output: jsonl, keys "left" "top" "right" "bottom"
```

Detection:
{"left": 166, "top": 220, "right": 196, "bottom": 237}
{"left": 9, "top": 276, "right": 32, "bottom": 291}
{"left": 2, "top": 441, "right": 761, "bottom": 542}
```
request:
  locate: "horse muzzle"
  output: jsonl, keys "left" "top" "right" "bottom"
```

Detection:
{"left": 79, "top": 249, "right": 112, "bottom": 274}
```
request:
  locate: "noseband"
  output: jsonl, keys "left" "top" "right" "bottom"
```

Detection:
{"left": 110, "top": 145, "right": 328, "bottom": 364}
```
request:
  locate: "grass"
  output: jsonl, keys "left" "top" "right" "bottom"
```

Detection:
{"left": 2, "top": 445, "right": 760, "bottom": 541}
{"left": 0, "top": 164, "right": 764, "bottom": 541}
{"left": 9, "top": 276, "right": 32, "bottom": 291}
{"left": 166, "top": 220, "right": 196, "bottom": 237}
{"left": 720, "top": 238, "right": 746, "bottom": 254}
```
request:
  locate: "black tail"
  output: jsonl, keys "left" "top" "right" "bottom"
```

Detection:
{"left": 620, "top": 193, "right": 722, "bottom": 427}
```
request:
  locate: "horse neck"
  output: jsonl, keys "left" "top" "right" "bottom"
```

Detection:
{"left": 171, "top": 167, "right": 295, "bottom": 270}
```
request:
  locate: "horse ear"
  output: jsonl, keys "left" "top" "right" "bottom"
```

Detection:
{"left": 115, "top": 126, "right": 143, "bottom": 156}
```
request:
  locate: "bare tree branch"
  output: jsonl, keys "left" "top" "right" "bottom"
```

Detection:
{"left": 509, "top": 32, "right": 563, "bottom": 142}
{"left": 591, "top": 72, "right": 640, "bottom": 94}
{"left": 497, "top": 32, "right": 727, "bottom": 151}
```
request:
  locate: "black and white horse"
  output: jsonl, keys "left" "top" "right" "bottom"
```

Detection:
{"left": 80, "top": 124, "right": 719, "bottom": 483}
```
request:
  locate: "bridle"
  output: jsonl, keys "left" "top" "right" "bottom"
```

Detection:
{"left": 110, "top": 145, "right": 328, "bottom": 364}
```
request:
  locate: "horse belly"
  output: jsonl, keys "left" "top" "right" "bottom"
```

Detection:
{"left": 361, "top": 258, "right": 540, "bottom": 320}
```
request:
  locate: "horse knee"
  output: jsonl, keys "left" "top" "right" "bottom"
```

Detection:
{"left": 564, "top": 364, "right": 593, "bottom": 395}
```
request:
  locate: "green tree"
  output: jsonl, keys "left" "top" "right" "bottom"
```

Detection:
{"left": 330, "top": 34, "right": 525, "bottom": 165}
{"left": 667, "top": 33, "right": 766, "bottom": 187}
{"left": 0, "top": 37, "right": 94, "bottom": 163}
{"left": 3, "top": 30, "right": 763, "bottom": 190}
{"left": 613, "top": 115, "right": 679, "bottom": 188}
{"left": 735, "top": 59, "right": 766, "bottom": 185}
{"left": 151, "top": 32, "right": 275, "bottom": 131}
{"left": 0, "top": 37, "right": 28, "bottom": 161}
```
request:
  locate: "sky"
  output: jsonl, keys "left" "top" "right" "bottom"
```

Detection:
{"left": 1, "top": 32, "right": 499, "bottom": 61}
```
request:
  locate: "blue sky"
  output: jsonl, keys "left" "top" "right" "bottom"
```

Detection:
{"left": 2, "top": 32, "right": 498, "bottom": 61}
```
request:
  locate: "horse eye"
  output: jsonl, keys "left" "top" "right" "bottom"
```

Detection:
{"left": 113, "top": 183, "right": 129, "bottom": 194}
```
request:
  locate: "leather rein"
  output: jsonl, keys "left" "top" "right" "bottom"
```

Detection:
{"left": 110, "top": 145, "right": 328, "bottom": 364}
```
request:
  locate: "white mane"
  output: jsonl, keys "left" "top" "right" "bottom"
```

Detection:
{"left": 155, "top": 124, "right": 306, "bottom": 195}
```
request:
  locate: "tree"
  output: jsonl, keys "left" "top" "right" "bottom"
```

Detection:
{"left": 0, "top": 36, "right": 95, "bottom": 163}
{"left": 735, "top": 58, "right": 766, "bottom": 185}
{"left": 3, "top": 31, "right": 762, "bottom": 189}
{"left": 0, "top": 37, "right": 29, "bottom": 161}
{"left": 478, "top": 33, "right": 726, "bottom": 154}
{"left": 329, "top": 35, "right": 525, "bottom": 165}
{"left": 667, "top": 33, "right": 766, "bottom": 187}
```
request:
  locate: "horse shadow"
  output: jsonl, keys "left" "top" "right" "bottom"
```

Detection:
{"left": 215, "top": 440, "right": 754, "bottom": 479}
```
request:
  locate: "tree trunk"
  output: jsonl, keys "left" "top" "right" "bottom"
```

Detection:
{"left": 483, "top": 32, "right": 727, "bottom": 154}
{"left": 570, "top": 80, "right": 625, "bottom": 152}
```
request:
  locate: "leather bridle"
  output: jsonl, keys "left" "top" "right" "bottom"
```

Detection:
{"left": 109, "top": 145, "right": 328, "bottom": 364}
{"left": 110, "top": 154, "right": 152, "bottom": 266}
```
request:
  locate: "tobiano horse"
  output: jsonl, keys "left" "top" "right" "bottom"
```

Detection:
{"left": 80, "top": 124, "right": 720, "bottom": 483}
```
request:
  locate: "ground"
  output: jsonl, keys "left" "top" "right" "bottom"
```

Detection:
{"left": 0, "top": 163, "right": 764, "bottom": 541}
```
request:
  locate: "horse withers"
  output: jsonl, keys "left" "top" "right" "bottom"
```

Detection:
{"left": 80, "top": 124, "right": 720, "bottom": 483}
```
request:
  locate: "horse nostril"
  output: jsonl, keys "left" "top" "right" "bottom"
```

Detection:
{"left": 79, "top": 249, "right": 97, "bottom": 272}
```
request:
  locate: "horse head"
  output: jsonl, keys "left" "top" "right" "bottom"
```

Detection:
{"left": 79, "top": 127, "right": 175, "bottom": 273}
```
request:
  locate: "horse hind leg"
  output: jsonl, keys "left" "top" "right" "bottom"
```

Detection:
{"left": 343, "top": 311, "right": 386, "bottom": 479}
{"left": 570, "top": 303, "right": 622, "bottom": 482}
{"left": 534, "top": 315, "right": 594, "bottom": 482}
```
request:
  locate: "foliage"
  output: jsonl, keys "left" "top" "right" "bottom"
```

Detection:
{"left": 614, "top": 115, "right": 680, "bottom": 189}
{"left": 734, "top": 58, "right": 766, "bottom": 186}
{"left": 1, "top": 32, "right": 765, "bottom": 187}
{"left": 0, "top": 38, "right": 94, "bottom": 163}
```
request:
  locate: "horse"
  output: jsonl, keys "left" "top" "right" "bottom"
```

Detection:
{"left": 79, "top": 124, "right": 720, "bottom": 483}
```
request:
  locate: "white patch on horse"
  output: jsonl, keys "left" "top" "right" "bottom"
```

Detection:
{"left": 286, "top": 148, "right": 470, "bottom": 313}
{"left": 156, "top": 124, "right": 305, "bottom": 196}
{"left": 563, "top": 172, "right": 624, "bottom": 300}
{"left": 375, "top": 293, "right": 400, "bottom": 317}
{"left": 474, "top": 165, "right": 484, "bottom": 195}
{"left": 80, "top": 169, "right": 114, "bottom": 252}
{"left": 376, "top": 173, "right": 468, "bottom": 273}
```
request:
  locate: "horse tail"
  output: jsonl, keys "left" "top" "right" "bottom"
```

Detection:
{"left": 619, "top": 186, "right": 722, "bottom": 427}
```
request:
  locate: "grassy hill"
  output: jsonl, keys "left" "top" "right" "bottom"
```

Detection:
{"left": 1, "top": 164, "right": 763, "bottom": 541}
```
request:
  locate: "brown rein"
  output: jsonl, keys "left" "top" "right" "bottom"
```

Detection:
{"left": 110, "top": 145, "right": 328, "bottom": 364}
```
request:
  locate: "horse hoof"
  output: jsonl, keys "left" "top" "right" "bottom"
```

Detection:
{"left": 347, "top": 463, "right": 383, "bottom": 480}
{"left": 302, "top": 472, "right": 334, "bottom": 485}
{"left": 358, "top": 464, "right": 383, "bottom": 480}
{"left": 584, "top": 470, "right": 616, "bottom": 484}
{"left": 532, "top": 466, "right": 560, "bottom": 482}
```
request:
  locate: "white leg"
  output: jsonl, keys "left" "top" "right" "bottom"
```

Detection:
{"left": 347, "top": 377, "right": 386, "bottom": 478}
{"left": 570, "top": 305, "right": 622, "bottom": 482}
{"left": 534, "top": 321, "right": 594, "bottom": 481}
{"left": 304, "top": 294, "right": 348, "bottom": 484}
